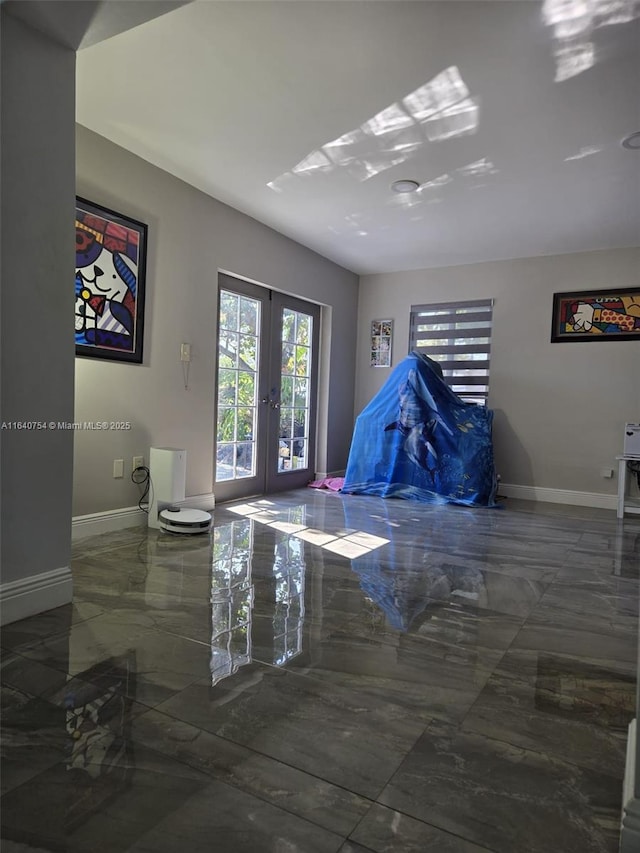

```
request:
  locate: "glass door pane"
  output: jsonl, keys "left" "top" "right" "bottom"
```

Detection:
{"left": 266, "top": 293, "right": 320, "bottom": 494}
{"left": 216, "top": 289, "right": 260, "bottom": 481}
{"left": 278, "top": 308, "right": 312, "bottom": 472}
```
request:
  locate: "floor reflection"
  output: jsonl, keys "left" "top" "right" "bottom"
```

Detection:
{"left": 210, "top": 519, "right": 254, "bottom": 685}
{"left": 344, "top": 499, "right": 487, "bottom": 631}
{"left": 210, "top": 516, "right": 306, "bottom": 683}
{"left": 1, "top": 489, "right": 637, "bottom": 853}
{"left": 64, "top": 654, "right": 137, "bottom": 828}
{"left": 2, "top": 652, "right": 138, "bottom": 848}
{"left": 272, "top": 535, "right": 305, "bottom": 666}
{"left": 534, "top": 654, "right": 635, "bottom": 728}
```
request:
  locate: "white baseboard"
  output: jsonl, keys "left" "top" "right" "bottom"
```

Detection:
{"left": 176, "top": 493, "right": 216, "bottom": 512}
{"left": 72, "top": 505, "right": 146, "bottom": 540}
{"left": 0, "top": 566, "right": 73, "bottom": 626}
{"left": 313, "top": 477, "right": 616, "bottom": 510}
{"left": 621, "top": 721, "right": 640, "bottom": 852}
{"left": 621, "top": 800, "right": 640, "bottom": 853}
{"left": 499, "top": 483, "right": 617, "bottom": 511}
{"left": 72, "top": 493, "right": 216, "bottom": 540}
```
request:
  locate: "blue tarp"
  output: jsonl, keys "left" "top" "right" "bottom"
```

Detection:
{"left": 343, "top": 352, "right": 498, "bottom": 507}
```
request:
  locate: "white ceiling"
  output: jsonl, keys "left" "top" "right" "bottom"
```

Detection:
{"left": 4, "top": 1, "right": 192, "bottom": 50}
{"left": 74, "top": 0, "right": 639, "bottom": 275}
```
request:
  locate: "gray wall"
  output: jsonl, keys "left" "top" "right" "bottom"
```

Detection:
{"left": 358, "top": 248, "right": 640, "bottom": 496}
{"left": 74, "top": 126, "right": 359, "bottom": 515}
{"left": 1, "top": 12, "right": 76, "bottom": 584}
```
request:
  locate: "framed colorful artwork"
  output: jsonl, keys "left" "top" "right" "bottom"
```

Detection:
{"left": 75, "top": 197, "right": 148, "bottom": 363}
{"left": 370, "top": 319, "right": 393, "bottom": 367}
{"left": 551, "top": 288, "right": 640, "bottom": 342}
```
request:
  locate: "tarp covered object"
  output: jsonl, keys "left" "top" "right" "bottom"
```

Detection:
{"left": 343, "top": 352, "right": 498, "bottom": 507}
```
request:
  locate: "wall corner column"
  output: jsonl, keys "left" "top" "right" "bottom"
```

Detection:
{"left": 1, "top": 10, "right": 76, "bottom": 624}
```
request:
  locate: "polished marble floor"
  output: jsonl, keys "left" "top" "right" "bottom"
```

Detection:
{"left": 2, "top": 489, "right": 639, "bottom": 853}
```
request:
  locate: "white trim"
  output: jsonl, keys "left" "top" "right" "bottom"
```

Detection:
{"left": 152, "top": 493, "right": 216, "bottom": 528}
{"left": 621, "top": 801, "right": 640, "bottom": 853}
{"left": 72, "top": 494, "right": 216, "bottom": 540}
{"left": 623, "top": 719, "right": 637, "bottom": 811}
{"left": 72, "top": 505, "right": 146, "bottom": 540}
{"left": 175, "top": 493, "right": 216, "bottom": 512}
{"left": 0, "top": 566, "right": 73, "bottom": 626}
{"left": 499, "top": 483, "right": 617, "bottom": 511}
{"left": 618, "top": 719, "right": 640, "bottom": 852}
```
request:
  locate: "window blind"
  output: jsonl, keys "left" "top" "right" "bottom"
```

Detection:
{"left": 409, "top": 298, "right": 494, "bottom": 403}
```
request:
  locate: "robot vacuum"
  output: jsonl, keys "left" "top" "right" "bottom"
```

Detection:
{"left": 158, "top": 507, "right": 212, "bottom": 535}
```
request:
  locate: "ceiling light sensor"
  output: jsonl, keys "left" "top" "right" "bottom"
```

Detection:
{"left": 391, "top": 179, "right": 421, "bottom": 194}
{"left": 622, "top": 132, "right": 640, "bottom": 150}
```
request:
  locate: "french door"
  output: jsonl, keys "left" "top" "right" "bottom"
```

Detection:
{"left": 214, "top": 274, "right": 320, "bottom": 502}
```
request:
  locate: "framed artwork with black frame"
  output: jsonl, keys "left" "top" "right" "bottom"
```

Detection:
{"left": 75, "top": 197, "right": 148, "bottom": 363}
{"left": 551, "top": 288, "right": 640, "bottom": 342}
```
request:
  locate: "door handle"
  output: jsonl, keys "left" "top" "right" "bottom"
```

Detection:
{"left": 261, "top": 396, "right": 280, "bottom": 409}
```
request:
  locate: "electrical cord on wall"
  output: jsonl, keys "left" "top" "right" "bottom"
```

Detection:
{"left": 131, "top": 465, "right": 152, "bottom": 513}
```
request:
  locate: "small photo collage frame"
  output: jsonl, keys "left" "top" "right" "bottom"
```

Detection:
{"left": 370, "top": 319, "right": 393, "bottom": 367}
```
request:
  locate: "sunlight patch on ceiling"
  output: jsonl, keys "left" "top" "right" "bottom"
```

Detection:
{"left": 422, "top": 97, "right": 480, "bottom": 143}
{"left": 389, "top": 191, "right": 427, "bottom": 211}
{"left": 403, "top": 66, "right": 470, "bottom": 121}
{"left": 323, "top": 129, "right": 364, "bottom": 166}
{"left": 553, "top": 37, "right": 595, "bottom": 82}
{"left": 386, "top": 157, "right": 498, "bottom": 213}
{"left": 363, "top": 103, "right": 415, "bottom": 137}
{"left": 542, "top": 0, "right": 639, "bottom": 81}
{"left": 327, "top": 212, "right": 370, "bottom": 238}
{"left": 291, "top": 149, "right": 333, "bottom": 176}
{"left": 564, "top": 145, "right": 602, "bottom": 160}
{"left": 267, "top": 65, "right": 480, "bottom": 195}
{"left": 421, "top": 173, "right": 454, "bottom": 190}
{"left": 403, "top": 67, "right": 479, "bottom": 143}
{"left": 456, "top": 158, "right": 499, "bottom": 178}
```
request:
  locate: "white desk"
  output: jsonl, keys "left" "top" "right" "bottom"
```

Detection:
{"left": 616, "top": 455, "right": 640, "bottom": 520}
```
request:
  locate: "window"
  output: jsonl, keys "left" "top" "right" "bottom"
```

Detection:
{"left": 409, "top": 298, "right": 493, "bottom": 404}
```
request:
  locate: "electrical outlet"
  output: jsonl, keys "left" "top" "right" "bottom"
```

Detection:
{"left": 180, "top": 343, "right": 191, "bottom": 362}
{"left": 133, "top": 455, "right": 144, "bottom": 472}
{"left": 113, "top": 459, "right": 124, "bottom": 479}
{"left": 600, "top": 467, "right": 614, "bottom": 479}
